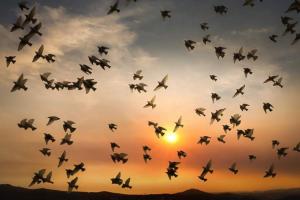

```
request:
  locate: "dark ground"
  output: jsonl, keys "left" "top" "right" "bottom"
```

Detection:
{"left": 0, "top": 184, "right": 300, "bottom": 200}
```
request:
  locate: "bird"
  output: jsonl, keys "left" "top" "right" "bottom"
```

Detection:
{"left": 5, "top": 56, "right": 16, "bottom": 67}
{"left": 68, "top": 177, "right": 79, "bottom": 192}
{"left": 293, "top": 142, "right": 300, "bottom": 152}
{"left": 200, "top": 22, "right": 209, "bottom": 31}
{"left": 195, "top": 107, "right": 206, "bottom": 117}
{"left": 263, "top": 102, "right": 273, "bottom": 113}
{"left": 40, "top": 148, "right": 51, "bottom": 156}
{"left": 154, "top": 126, "right": 167, "bottom": 138}
{"left": 240, "top": 103, "right": 250, "bottom": 111}
{"left": 230, "top": 114, "right": 241, "bottom": 127}
{"left": 223, "top": 125, "right": 231, "bottom": 133}
{"left": 110, "top": 142, "right": 120, "bottom": 152}
{"left": 29, "top": 169, "right": 46, "bottom": 187}
{"left": 240, "top": 129, "right": 255, "bottom": 141}
{"left": 177, "top": 150, "right": 187, "bottom": 159}
{"left": 122, "top": 178, "right": 132, "bottom": 189}
{"left": 108, "top": 123, "right": 118, "bottom": 132}
{"left": 247, "top": 49, "right": 258, "bottom": 61}
{"left": 43, "top": 171, "right": 54, "bottom": 184}
{"left": 233, "top": 85, "right": 245, "bottom": 98}
{"left": 22, "top": 6, "right": 37, "bottom": 27}
{"left": 80, "top": 64, "right": 92, "bottom": 75}
{"left": 210, "top": 75, "right": 217, "bottom": 81}
{"left": 211, "top": 93, "right": 221, "bottom": 103}
{"left": 44, "top": 54, "right": 56, "bottom": 63}
{"left": 210, "top": 108, "right": 226, "bottom": 124}
{"left": 248, "top": 155, "right": 256, "bottom": 161}
{"left": 264, "top": 75, "right": 278, "bottom": 83}
{"left": 161, "top": 10, "right": 171, "bottom": 19}
{"left": 18, "top": 119, "right": 36, "bottom": 131}
{"left": 63, "top": 121, "right": 76, "bottom": 133}
{"left": 11, "top": 16, "right": 24, "bottom": 32}
{"left": 58, "top": 151, "right": 68, "bottom": 167}
{"left": 243, "top": 68, "right": 253, "bottom": 78}
{"left": 184, "top": 40, "right": 196, "bottom": 50}
{"left": 144, "top": 96, "right": 156, "bottom": 109}
{"left": 166, "top": 161, "right": 180, "bottom": 180}
{"left": 111, "top": 172, "right": 123, "bottom": 185}
{"left": 44, "top": 133, "right": 55, "bottom": 144}
{"left": 47, "top": 116, "right": 60, "bottom": 126}
{"left": 133, "top": 70, "right": 143, "bottom": 80}
{"left": 32, "top": 45, "right": 44, "bottom": 62}
{"left": 83, "top": 78, "right": 97, "bottom": 93}
{"left": 272, "top": 140, "right": 280, "bottom": 149}
{"left": 198, "top": 160, "right": 213, "bottom": 182}
{"left": 285, "top": 0, "right": 300, "bottom": 13}
{"left": 111, "top": 153, "right": 128, "bottom": 164}
{"left": 228, "top": 162, "right": 238, "bottom": 174}
{"left": 197, "top": 136, "right": 211, "bottom": 145}
{"left": 291, "top": 33, "right": 300, "bottom": 45}
{"left": 98, "top": 46, "right": 109, "bottom": 55}
{"left": 215, "top": 46, "right": 226, "bottom": 59}
{"left": 277, "top": 147, "right": 288, "bottom": 159}
{"left": 217, "top": 135, "right": 226, "bottom": 143}
{"left": 154, "top": 75, "right": 168, "bottom": 91}
{"left": 134, "top": 83, "right": 147, "bottom": 93}
{"left": 264, "top": 164, "right": 276, "bottom": 178}
{"left": 243, "top": 0, "right": 256, "bottom": 7}
{"left": 203, "top": 34, "right": 211, "bottom": 44}
{"left": 269, "top": 34, "right": 278, "bottom": 43}
{"left": 173, "top": 116, "right": 183, "bottom": 132}
{"left": 233, "top": 47, "right": 245, "bottom": 63}
{"left": 60, "top": 133, "right": 73, "bottom": 145}
{"left": 143, "top": 154, "right": 152, "bottom": 163}
{"left": 214, "top": 5, "right": 228, "bottom": 14}
{"left": 18, "top": 32, "right": 34, "bottom": 51}
{"left": 107, "top": 0, "right": 120, "bottom": 15}
{"left": 273, "top": 77, "right": 283, "bottom": 88}
{"left": 148, "top": 121, "right": 158, "bottom": 128}
{"left": 29, "top": 22, "right": 42, "bottom": 36}
{"left": 143, "top": 145, "right": 151, "bottom": 153}
{"left": 11, "top": 73, "right": 28, "bottom": 92}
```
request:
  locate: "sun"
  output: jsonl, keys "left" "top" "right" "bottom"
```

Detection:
{"left": 164, "top": 132, "right": 178, "bottom": 144}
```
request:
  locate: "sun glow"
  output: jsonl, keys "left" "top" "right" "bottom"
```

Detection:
{"left": 165, "top": 132, "right": 178, "bottom": 143}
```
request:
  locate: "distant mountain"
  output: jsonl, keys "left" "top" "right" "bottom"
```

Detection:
{"left": 0, "top": 184, "right": 299, "bottom": 200}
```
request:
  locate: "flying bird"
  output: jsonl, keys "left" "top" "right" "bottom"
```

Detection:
{"left": 47, "top": 116, "right": 60, "bottom": 126}
{"left": 263, "top": 102, "right": 274, "bottom": 113}
{"left": 195, "top": 107, "right": 206, "bottom": 117}
{"left": 217, "top": 135, "right": 226, "bottom": 143}
{"left": 107, "top": 0, "right": 120, "bottom": 15}
{"left": 32, "top": 45, "right": 44, "bottom": 62}
{"left": 210, "top": 75, "right": 217, "bottom": 81}
{"left": 264, "top": 164, "right": 276, "bottom": 178}
{"left": 223, "top": 125, "right": 231, "bottom": 133}
{"left": 200, "top": 22, "right": 209, "bottom": 30}
{"left": 233, "top": 47, "right": 245, "bottom": 63}
{"left": 173, "top": 116, "right": 183, "bottom": 132}
{"left": 233, "top": 85, "right": 245, "bottom": 98}
{"left": 203, "top": 34, "right": 211, "bottom": 44}
{"left": 247, "top": 49, "right": 258, "bottom": 61}
{"left": 240, "top": 103, "right": 250, "bottom": 111}
{"left": 215, "top": 46, "right": 226, "bottom": 59}
{"left": 229, "top": 162, "right": 238, "bottom": 174}
{"left": 18, "top": 1, "right": 29, "bottom": 11}
{"left": 111, "top": 142, "right": 120, "bottom": 152}
{"left": 144, "top": 96, "right": 156, "bottom": 109}
{"left": 210, "top": 108, "right": 226, "bottom": 124}
{"left": 161, "top": 10, "right": 171, "bottom": 19}
{"left": 39, "top": 148, "right": 51, "bottom": 156}
{"left": 243, "top": 68, "right": 253, "bottom": 78}
{"left": 211, "top": 93, "right": 221, "bottom": 103}
{"left": 11, "top": 73, "right": 28, "bottom": 92}
{"left": 198, "top": 160, "right": 213, "bottom": 182}
{"left": 154, "top": 75, "right": 168, "bottom": 91}
{"left": 98, "top": 46, "right": 109, "bottom": 55}
{"left": 18, "top": 118, "right": 36, "bottom": 131}
{"left": 58, "top": 151, "right": 68, "bottom": 167}
{"left": 269, "top": 34, "right": 278, "bottom": 43}
{"left": 198, "top": 136, "right": 211, "bottom": 145}
{"left": 44, "top": 133, "right": 55, "bottom": 144}
{"left": 184, "top": 40, "right": 196, "bottom": 50}
{"left": 109, "top": 123, "right": 118, "bottom": 132}
{"left": 285, "top": 0, "right": 300, "bottom": 13}
{"left": 68, "top": 177, "right": 79, "bottom": 192}
{"left": 177, "top": 150, "right": 187, "bottom": 159}
{"left": 133, "top": 70, "right": 143, "bottom": 80}
{"left": 122, "top": 178, "right": 132, "bottom": 189}
{"left": 63, "top": 121, "right": 76, "bottom": 133}
{"left": 111, "top": 172, "right": 123, "bottom": 185}
{"left": 5, "top": 56, "right": 16, "bottom": 67}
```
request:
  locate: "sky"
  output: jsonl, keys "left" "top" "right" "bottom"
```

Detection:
{"left": 0, "top": 0, "right": 299, "bottom": 194}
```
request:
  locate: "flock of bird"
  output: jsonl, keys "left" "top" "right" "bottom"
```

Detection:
{"left": 4, "top": 0, "right": 300, "bottom": 193}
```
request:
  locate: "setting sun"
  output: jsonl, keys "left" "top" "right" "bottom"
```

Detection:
{"left": 165, "top": 132, "right": 178, "bottom": 143}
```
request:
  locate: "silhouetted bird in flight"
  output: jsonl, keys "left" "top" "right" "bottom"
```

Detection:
{"left": 107, "top": 0, "right": 120, "bottom": 15}
{"left": 63, "top": 121, "right": 76, "bottom": 133}
{"left": 61, "top": 133, "right": 73, "bottom": 145}
{"left": 111, "top": 172, "right": 123, "bottom": 185}
{"left": 177, "top": 150, "right": 187, "bottom": 159}
{"left": 133, "top": 70, "right": 143, "bottom": 80}
{"left": 173, "top": 116, "right": 183, "bottom": 132}
{"left": 277, "top": 147, "right": 288, "bottom": 159}
{"left": 32, "top": 45, "right": 44, "bottom": 62}
{"left": 98, "top": 46, "right": 109, "bottom": 55}
{"left": 11, "top": 16, "right": 24, "bottom": 32}
{"left": 263, "top": 102, "right": 273, "bottom": 113}
{"left": 47, "top": 116, "right": 60, "bottom": 126}
{"left": 195, "top": 107, "right": 206, "bottom": 117}
{"left": 217, "top": 135, "right": 226, "bottom": 143}
{"left": 200, "top": 22, "right": 209, "bottom": 30}
{"left": 6, "top": 56, "right": 16, "bottom": 67}
{"left": 122, "top": 178, "right": 132, "bottom": 189}
{"left": 229, "top": 162, "right": 238, "bottom": 174}
{"left": 215, "top": 46, "right": 226, "bottom": 59}
{"left": 109, "top": 123, "right": 118, "bottom": 132}
{"left": 44, "top": 133, "right": 55, "bottom": 144}
{"left": 19, "top": 1, "right": 29, "bottom": 11}
{"left": 233, "top": 47, "right": 245, "bottom": 63}
{"left": 161, "top": 10, "right": 171, "bottom": 19}
{"left": 68, "top": 177, "right": 79, "bottom": 192}
{"left": 11, "top": 73, "right": 28, "bottom": 92}
{"left": 210, "top": 75, "right": 217, "bottom": 81}
{"left": 184, "top": 40, "right": 196, "bottom": 50}
{"left": 40, "top": 148, "right": 51, "bottom": 156}
{"left": 58, "top": 150, "right": 68, "bottom": 167}
{"left": 203, "top": 34, "right": 211, "bottom": 44}
{"left": 198, "top": 159, "right": 213, "bottom": 182}
{"left": 111, "top": 142, "right": 120, "bottom": 152}
{"left": 269, "top": 34, "right": 278, "bottom": 43}
{"left": 264, "top": 164, "right": 276, "bottom": 178}
{"left": 154, "top": 75, "right": 168, "bottom": 91}
{"left": 243, "top": 68, "right": 253, "bottom": 78}
{"left": 210, "top": 108, "right": 226, "bottom": 124}
{"left": 18, "top": 119, "right": 36, "bottom": 131}
{"left": 144, "top": 96, "right": 156, "bottom": 109}
{"left": 272, "top": 140, "right": 280, "bottom": 149}
{"left": 285, "top": 0, "right": 300, "bottom": 13}
{"left": 240, "top": 103, "right": 250, "bottom": 111}
{"left": 223, "top": 125, "right": 231, "bottom": 133}
{"left": 214, "top": 5, "right": 228, "bottom": 14}
{"left": 233, "top": 85, "right": 245, "bottom": 98}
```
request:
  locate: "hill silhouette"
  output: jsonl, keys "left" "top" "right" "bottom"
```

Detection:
{"left": 0, "top": 184, "right": 300, "bottom": 200}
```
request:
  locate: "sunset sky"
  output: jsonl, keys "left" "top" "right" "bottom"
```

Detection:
{"left": 0, "top": 0, "right": 299, "bottom": 194}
